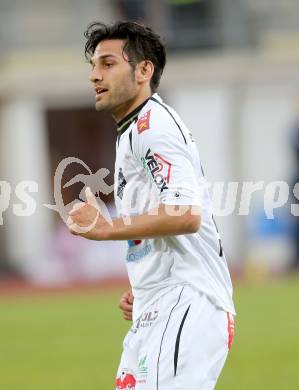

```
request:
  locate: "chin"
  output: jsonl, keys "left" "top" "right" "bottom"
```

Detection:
{"left": 95, "top": 102, "right": 105, "bottom": 112}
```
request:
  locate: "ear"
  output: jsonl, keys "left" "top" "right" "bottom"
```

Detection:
{"left": 135, "top": 60, "right": 154, "bottom": 85}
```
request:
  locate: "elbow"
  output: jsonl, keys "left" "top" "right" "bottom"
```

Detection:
{"left": 182, "top": 213, "right": 201, "bottom": 234}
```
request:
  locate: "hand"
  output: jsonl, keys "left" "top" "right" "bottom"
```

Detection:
{"left": 119, "top": 290, "right": 134, "bottom": 321}
{"left": 67, "top": 187, "right": 112, "bottom": 240}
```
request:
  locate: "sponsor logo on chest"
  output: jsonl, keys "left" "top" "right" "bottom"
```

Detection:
{"left": 142, "top": 148, "right": 171, "bottom": 193}
{"left": 126, "top": 242, "right": 152, "bottom": 262}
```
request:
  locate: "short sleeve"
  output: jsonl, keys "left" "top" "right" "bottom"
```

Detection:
{"left": 133, "top": 105, "right": 203, "bottom": 206}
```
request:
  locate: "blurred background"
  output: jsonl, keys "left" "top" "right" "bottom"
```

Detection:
{"left": 0, "top": 1, "right": 299, "bottom": 389}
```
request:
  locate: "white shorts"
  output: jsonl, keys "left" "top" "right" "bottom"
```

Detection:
{"left": 115, "top": 284, "right": 235, "bottom": 390}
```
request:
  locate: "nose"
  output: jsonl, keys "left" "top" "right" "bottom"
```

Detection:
{"left": 89, "top": 67, "right": 103, "bottom": 83}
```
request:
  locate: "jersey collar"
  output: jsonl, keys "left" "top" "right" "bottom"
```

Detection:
{"left": 116, "top": 97, "right": 151, "bottom": 135}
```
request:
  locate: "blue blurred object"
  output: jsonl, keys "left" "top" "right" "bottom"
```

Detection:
{"left": 248, "top": 208, "right": 295, "bottom": 238}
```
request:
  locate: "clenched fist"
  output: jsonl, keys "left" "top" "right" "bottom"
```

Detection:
{"left": 67, "top": 187, "right": 112, "bottom": 240}
{"left": 119, "top": 290, "right": 134, "bottom": 321}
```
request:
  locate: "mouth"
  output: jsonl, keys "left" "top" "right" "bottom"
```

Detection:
{"left": 95, "top": 87, "right": 108, "bottom": 100}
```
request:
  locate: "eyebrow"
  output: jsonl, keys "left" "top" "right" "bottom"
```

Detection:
{"left": 90, "top": 54, "right": 118, "bottom": 64}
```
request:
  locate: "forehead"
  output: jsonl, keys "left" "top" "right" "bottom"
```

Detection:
{"left": 92, "top": 39, "right": 127, "bottom": 61}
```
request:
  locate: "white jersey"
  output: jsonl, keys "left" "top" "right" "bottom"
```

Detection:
{"left": 114, "top": 93, "right": 235, "bottom": 321}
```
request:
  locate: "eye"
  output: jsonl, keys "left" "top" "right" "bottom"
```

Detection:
{"left": 104, "top": 63, "right": 113, "bottom": 68}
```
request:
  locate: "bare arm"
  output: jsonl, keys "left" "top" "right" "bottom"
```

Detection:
{"left": 67, "top": 188, "right": 201, "bottom": 241}
{"left": 104, "top": 204, "right": 200, "bottom": 240}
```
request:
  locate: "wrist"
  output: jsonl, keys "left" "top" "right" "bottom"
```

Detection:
{"left": 97, "top": 221, "right": 115, "bottom": 240}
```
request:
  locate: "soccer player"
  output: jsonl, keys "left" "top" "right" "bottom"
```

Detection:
{"left": 67, "top": 21, "right": 235, "bottom": 389}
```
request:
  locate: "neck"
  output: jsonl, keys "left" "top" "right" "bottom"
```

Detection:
{"left": 112, "top": 90, "right": 152, "bottom": 123}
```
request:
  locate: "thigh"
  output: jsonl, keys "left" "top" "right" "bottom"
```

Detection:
{"left": 115, "top": 286, "right": 186, "bottom": 390}
{"left": 135, "top": 285, "right": 195, "bottom": 390}
{"left": 143, "top": 287, "right": 234, "bottom": 390}
{"left": 172, "top": 292, "right": 234, "bottom": 390}
{"left": 116, "top": 285, "right": 234, "bottom": 390}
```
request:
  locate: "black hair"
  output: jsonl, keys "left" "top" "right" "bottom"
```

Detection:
{"left": 84, "top": 21, "right": 166, "bottom": 92}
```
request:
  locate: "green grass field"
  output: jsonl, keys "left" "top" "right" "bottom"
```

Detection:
{"left": 1, "top": 276, "right": 299, "bottom": 390}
